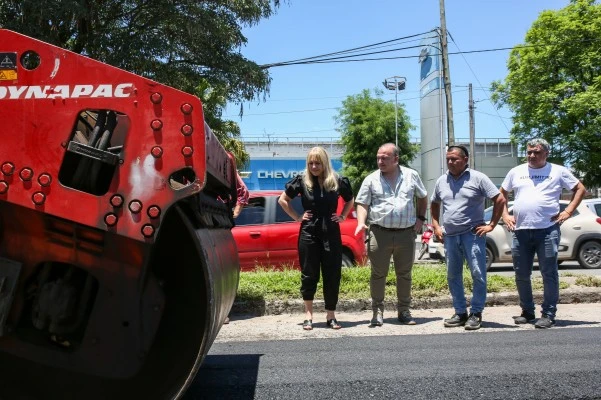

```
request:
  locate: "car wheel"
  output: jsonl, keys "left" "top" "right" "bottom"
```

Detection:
{"left": 577, "top": 240, "right": 601, "bottom": 269}
{"left": 341, "top": 252, "right": 354, "bottom": 268}
{"left": 485, "top": 246, "right": 494, "bottom": 271}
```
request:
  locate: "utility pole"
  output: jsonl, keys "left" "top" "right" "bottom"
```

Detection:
{"left": 468, "top": 83, "right": 475, "bottom": 169}
{"left": 439, "top": 0, "right": 455, "bottom": 146}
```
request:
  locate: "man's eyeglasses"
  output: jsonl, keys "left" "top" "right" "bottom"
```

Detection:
{"left": 527, "top": 150, "right": 544, "bottom": 155}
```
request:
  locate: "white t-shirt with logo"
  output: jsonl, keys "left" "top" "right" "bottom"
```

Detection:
{"left": 501, "top": 163, "right": 579, "bottom": 230}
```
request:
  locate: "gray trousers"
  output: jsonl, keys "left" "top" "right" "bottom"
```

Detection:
{"left": 368, "top": 225, "right": 416, "bottom": 312}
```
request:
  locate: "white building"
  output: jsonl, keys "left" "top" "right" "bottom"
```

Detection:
{"left": 241, "top": 136, "right": 519, "bottom": 190}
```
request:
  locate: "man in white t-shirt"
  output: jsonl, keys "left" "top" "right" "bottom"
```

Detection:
{"left": 500, "top": 138, "right": 585, "bottom": 329}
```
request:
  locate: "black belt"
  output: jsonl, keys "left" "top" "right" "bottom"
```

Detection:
{"left": 372, "top": 224, "right": 414, "bottom": 232}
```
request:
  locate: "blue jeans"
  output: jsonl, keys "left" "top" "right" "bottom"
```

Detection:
{"left": 511, "top": 224, "right": 560, "bottom": 319}
{"left": 444, "top": 231, "right": 487, "bottom": 314}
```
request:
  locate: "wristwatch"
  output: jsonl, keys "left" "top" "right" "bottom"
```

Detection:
{"left": 417, "top": 215, "right": 426, "bottom": 222}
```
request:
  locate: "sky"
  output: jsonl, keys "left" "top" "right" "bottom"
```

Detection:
{"left": 224, "top": 0, "right": 569, "bottom": 145}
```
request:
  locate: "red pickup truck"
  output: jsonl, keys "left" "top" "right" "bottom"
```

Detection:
{"left": 232, "top": 191, "right": 367, "bottom": 271}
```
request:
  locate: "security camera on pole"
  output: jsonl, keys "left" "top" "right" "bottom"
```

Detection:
{"left": 382, "top": 76, "right": 406, "bottom": 147}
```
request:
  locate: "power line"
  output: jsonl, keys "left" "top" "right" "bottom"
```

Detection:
{"left": 260, "top": 45, "right": 524, "bottom": 68}
{"left": 447, "top": 30, "right": 511, "bottom": 133}
{"left": 236, "top": 88, "right": 423, "bottom": 103}
{"left": 232, "top": 85, "right": 466, "bottom": 105}
{"left": 261, "top": 30, "right": 437, "bottom": 68}
{"left": 226, "top": 89, "right": 469, "bottom": 118}
{"left": 230, "top": 106, "right": 339, "bottom": 117}
{"left": 263, "top": 43, "right": 428, "bottom": 68}
{"left": 240, "top": 112, "right": 471, "bottom": 138}
{"left": 475, "top": 110, "right": 512, "bottom": 120}
{"left": 261, "top": 38, "right": 601, "bottom": 68}
{"left": 246, "top": 128, "right": 338, "bottom": 137}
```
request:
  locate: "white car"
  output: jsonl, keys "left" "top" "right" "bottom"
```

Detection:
{"left": 582, "top": 198, "right": 601, "bottom": 218}
{"left": 484, "top": 200, "right": 601, "bottom": 269}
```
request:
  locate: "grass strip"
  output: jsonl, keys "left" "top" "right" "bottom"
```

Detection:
{"left": 237, "top": 264, "right": 524, "bottom": 302}
{"left": 575, "top": 275, "right": 601, "bottom": 287}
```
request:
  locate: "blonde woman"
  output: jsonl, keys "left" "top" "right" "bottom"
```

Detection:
{"left": 278, "top": 147, "right": 354, "bottom": 330}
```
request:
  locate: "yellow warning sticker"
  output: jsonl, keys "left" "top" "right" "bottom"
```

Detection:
{"left": 0, "top": 69, "right": 17, "bottom": 80}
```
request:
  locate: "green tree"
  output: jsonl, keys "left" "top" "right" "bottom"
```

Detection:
{"left": 0, "top": 0, "right": 283, "bottom": 168}
{"left": 336, "top": 89, "right": 416, "bottom": 194}
{"left": 491, "top": 0, "right": 601, "bottom": 186}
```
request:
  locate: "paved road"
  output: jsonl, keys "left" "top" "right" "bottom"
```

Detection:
{"left": 187, "top": 313, "right": 601, "bottom": 400}
{"left": 489, "top": 261, "right": 601, "bottom": 277}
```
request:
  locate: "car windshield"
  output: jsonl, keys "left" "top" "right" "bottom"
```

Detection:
{"left": 483, "top": 207, "right": 493, "bottom": 222}
{"left": 236, "top": 197, "right": 266, "bottom": 226}
{"left": 586, "top": 200, "right": 601, "bottom": 217}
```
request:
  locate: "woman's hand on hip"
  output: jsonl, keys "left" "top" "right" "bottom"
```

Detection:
{"left": 332, "top": 213, "right": 346, "bottom": 223}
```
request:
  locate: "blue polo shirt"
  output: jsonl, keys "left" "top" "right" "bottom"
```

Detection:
{"left": 430, "top": 167, "right": 500, "bottom": 236}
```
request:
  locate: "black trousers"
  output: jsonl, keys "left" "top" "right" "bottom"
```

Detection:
{"left": 298, "top": 222, "right": 342, "bottom": 311}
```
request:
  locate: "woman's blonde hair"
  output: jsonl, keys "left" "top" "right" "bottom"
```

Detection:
{"left": 303, "top": 146, "right": 338, "bottom": 192}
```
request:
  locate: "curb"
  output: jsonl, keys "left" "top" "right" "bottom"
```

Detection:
{"left": 231, "top": 287, "right": 601, "bottom": 316}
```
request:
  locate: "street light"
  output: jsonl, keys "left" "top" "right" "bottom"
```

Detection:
{"left": 382, "top": 76, "right": 406, "bottom": 147}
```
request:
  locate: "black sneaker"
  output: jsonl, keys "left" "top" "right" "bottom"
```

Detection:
{"left": 465, "top": 312, "right": 482, "bottom": 330}
{"left": 443, "top": 312, "right": 468, "bottom": 327}
{"left": 398, "top": 310, "right": 417, "bottom": 325}
{"left": 534, "top": 315, "right": 556, "bottom": 329}
{"left": 513, "top": 311, "right": 536, "bottom": 324}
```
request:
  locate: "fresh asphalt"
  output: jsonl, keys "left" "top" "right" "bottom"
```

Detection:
{"left": 191, "top": 323, "right": 601, "bottom": 400}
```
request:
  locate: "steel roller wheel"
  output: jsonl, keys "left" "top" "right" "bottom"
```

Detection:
{"left": 0, "top": 201, "right": 239, "bottom": 399}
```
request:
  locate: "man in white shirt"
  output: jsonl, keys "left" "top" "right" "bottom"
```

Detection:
{"left": 500, "top": 138, "right": 585, "bottom": 329}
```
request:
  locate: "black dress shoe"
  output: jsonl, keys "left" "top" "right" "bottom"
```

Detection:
{"left": 398, "top": 310, "right": 416, "bottom": 325}
{"left": 443, "top": 312, "right": 468, "bottom": 327}
{"left": 370, "top": 311, "right": 383, "bottom": 326}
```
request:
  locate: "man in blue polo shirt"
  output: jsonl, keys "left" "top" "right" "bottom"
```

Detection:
{"left": 430, "top": 145, "right": 505, "bottom": 330}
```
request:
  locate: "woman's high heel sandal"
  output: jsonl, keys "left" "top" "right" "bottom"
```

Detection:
{"left": 303, "top": 320, "right": 313, "bottom": 330}
{"left": 327, "top": 318, "right": 341, "bottom": 329}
